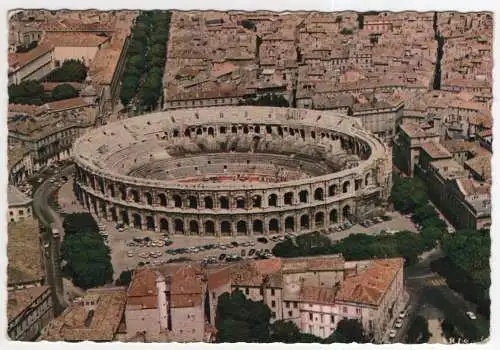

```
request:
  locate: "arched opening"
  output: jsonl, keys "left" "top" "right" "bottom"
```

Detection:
{"left": 108, "top": 184, "right": 115, "bottom": 197}
{"left": 160, "top": 218, "right": 169, "bottom": 232}
{"left": 237, "top": 221, "right": 247, "bottom": 235}
{"left": 343, "top": 205, "right": 351, "bottom": 221}
{"left": 99, "top": 202, "right": 107, "bottom": 218}
{"left": 231, "top": 126, "right": 238, "bottom": 133}
{"left": 173, "top": 129, "right": 180, "bottom": 137}
{"left": 221, "top": 221, "right": 231, "bottom": 235}
{"left": 328, "top": 185, "right": 337, "bottom": 196}
{"left": 278, "top": 126, "right": 284, "bottom": 137}
{"left": 204, "top": 196, "right": 214, "bottom": 209}
{"left": 219, "top": 196, "right": 229, "bottom": 209}
{"left": 243, "top": 126, "right": 249, "bottom": 134}
{"left": 184, "top": 129, "right": 191, "bottom": 137}
{"left": 252, "top": 195, "right": 262, "bottom": 208}
{"left": 174, "top": 219, "right": 184, "bottom": 233}
{"left": 236, "top": 197, "right": 246, "bottom": 209}
{"left": 311, "top": 131, "right": 316, "bottom": 139}
{"left": 330, "top": 209, "right": 338, "bottom": 224}
{"left": 146, "top": 216, "right": 155, "bottom": 231}
{"left": 365, "top": 173, "right": 371, "bottom": 186}
{"left": 173, "top": 195, "right": 182, "bottom": 208}
{"left": 196, "top": 128, "right": 202, "bottom": 135}
{"left": 266, "top": 125, "right": 273, "bottom": 134}
{"left": 300, "top": 215, "right": 310, "bottom": 229}
{"left": 285, "top": 216, "right": 295, "bottom": 231}
{"left": 269, "top": 218, "right": 279, "bottom": 233}
{"left": 314, "top": 188, "right": 324, "bottom": 201}
{"left": 208, "top": 127, "right": 215, "bottom": 136}
{"left": 119, "top": 186, "right": 126, "bottom": 200}
{"left": 189, "top": 220, "right": 199, "bottom": 234}
{"left": 315, "top": 212, "right": 325, "bottom": 227}
{"left": 144, "top": 192, "right": 153, "bottom": 205}
{"left": 299, "top": 190, "right": 308, "bottom": 203}
{"left": 188, "top": 196, "right": 198, "bottom": 209}
{"left": 158, "top": 193, "right": 167, "bottom": 206}
{"left": 110, "top": 207, "right": 118, "bottom": 222}
{"left": 355, "top": 179, "right": 363, "bottom": 191}
{"left": 284, "top": 192, "right": 294, "bottom": 205}
{"left": 268, "top": 193, "right": 278, "bottom": 207}
{"left": 255, "top": 125, "right": 260, "bottom": 133}
{"left": 121, "top": 211, "right": 129, "bottom": 225}
{"left": 205, "top": 221, "right": 215, "bottom": 235}
{"left": 130, "top": 189, "right": 139, "bottom": 202}
{"left": 253, "top": 220, "right": 264, "bottom": 234}
{"left": 133, "top": 213, "right": 142, "bottom": 229}
{"left": 342, "top": 181, "right": 350, "bottom": 193}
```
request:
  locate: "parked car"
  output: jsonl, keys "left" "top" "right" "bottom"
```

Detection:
{"left": 257, "top": 237, "right": 268, "bottom": 244}
{"left": 466, "top": 311, "right": 477, "bottom": 320}
{"left": 248, "top": 249, "right": 256, "bottom": 256}
{"left": 394, "top": 319, "right": 403, "bottom": 328}
{"left": 399, "top": 310, "right": 407, "bottom": 319}
{"left": 389, "top": 329, "right": 397, "bottom": 339}
{"left": 219, "top": 254, "right": 227, "bottom": 261}
{"left": 231, "top": 241, "right": 239, "bottom": 247}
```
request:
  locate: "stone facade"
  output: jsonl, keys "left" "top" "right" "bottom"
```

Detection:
{"left": 72, "top": 107, "right": 392, "bottom": 236}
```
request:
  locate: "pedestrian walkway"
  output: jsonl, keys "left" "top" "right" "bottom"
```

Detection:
{"left": 426, "top": 277, "right": 447, "bottom": 287}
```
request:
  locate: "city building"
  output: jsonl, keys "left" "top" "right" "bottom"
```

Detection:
{"left": 124, "top": 255, "right": 406, "bottom": 343}
{"left": 8, "top": 185, "right": 33, "bottom": 222}
{"left": 40, "top": 287, "right": 128, "bottom": 342}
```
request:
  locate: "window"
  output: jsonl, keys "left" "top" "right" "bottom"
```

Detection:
{"left": 19, "top": 210, "right": 24, "bottom": 215}
{"left": 271, "top": 289, "right": 275, "bottom": 296}
{"left": 9, "top": 211, "right": 13, "bottom": 216}
{"left": 271, "top": 300, "right": 276, "bottom": 308}
{"left": 212, "top": 292, "right": 216, "bottom": 299}
{"left": 259, "top": 288, "right": 263, "bottom": 295}
{"left": 331, "top": 315, "right": 335, "bottom": 323}
{"left": 356, "top": 308, "right": 361, "bottom": 315}
{"left": 288, "top": 310, "right": 293, "bottom": 317}
{"left": 293, "top": 302, "right": 298, "bottom": 308}
{"left": 271, "top": 312, "right": 276, "bottom": 318}
{"left": 245, "top": 288, "right": 249, "bottom": 294}
{"left": 343, "top": 307, "right": 348, "bottom": 313}
{"left": 285, "top": 301, "right": 290, "bottom": 308}
{"left": 309, "top": 313, "right": 313, "bottom": 321}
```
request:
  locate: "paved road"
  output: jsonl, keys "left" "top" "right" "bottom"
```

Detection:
{"left": 401, "top": 247, "right": 490, "bottom": 343}
{"left": 33, "top": 165, "right": 75, "bottom": 314}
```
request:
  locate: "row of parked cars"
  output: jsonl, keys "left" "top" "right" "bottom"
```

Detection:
{"left": 360, "top": 215, "right": 391, "bottom": 228}
{"left": 388, "top": 310, "right": 407, "bottom": 340}
{"left": 201, "top": 248, "right": 274, "bottom": 265}
{"left": 126, "top": 235, "right": 173, "bottom": 248}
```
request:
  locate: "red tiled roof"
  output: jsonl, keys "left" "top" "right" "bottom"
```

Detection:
{"left": 336, "top": 258, "right": 403, "bottom": 306}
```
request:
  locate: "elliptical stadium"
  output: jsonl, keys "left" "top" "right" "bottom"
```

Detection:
{"left": 73, "top": 107, "right": 392, "bottom": 236}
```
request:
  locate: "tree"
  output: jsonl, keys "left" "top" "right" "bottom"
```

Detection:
{"left": 62, "top": 212, "right": 99, "bottom": 236}
{"left": 328, "top": 319, "right": 368, "bottom": 343}
{"left": 51, "top": 83, "right": 79, "bottom": 101}
{"left": 215, "top": 290, "right": 271, "bottom": 343}
{"left": 115, "top": 269, "right": 133, "bottom": 286}
{"left": 390, "top": 176, "right": 429, "bottom": 214}
{"left": 412, "top": 204, "right": 439, "bottom": 225}
{"left": 46, "top": 59, "right": 88, "bottom": 82}
{"left": 340, "top": 28, "right": 354, "bottom": 35}
{"left": 61, "top": 230, "right": 113, "bottom": 289}
{"left": 406, "top": 316, "right": 431, "bottom": 343}
{"left": 9, "top": 80, "right": 46, "bottom": 105}
{"left": 270, "top": 320, "right": 301, "bottom": 343}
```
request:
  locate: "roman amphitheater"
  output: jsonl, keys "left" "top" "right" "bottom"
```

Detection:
{"left": 73, "top": 106, "right": 392, "bottom": 236}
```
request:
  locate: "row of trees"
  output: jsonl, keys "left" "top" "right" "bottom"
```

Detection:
{"left": 119, "top": 11, "right": 171, "bottom": 111}
{"left": 272, "top": 230, "right": 428, "bottom": 266}
{"left": 216, "top": 290, "right": 369, "bottom": 343}
{"left": 9, "top": 80, "right": 80, "bottom": 105}
{"left": 61, "top": 213, "right": 113, "bottom": 289}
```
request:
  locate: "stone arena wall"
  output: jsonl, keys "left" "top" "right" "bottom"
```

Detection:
{"left": 72, "top": 107, "right": 392, "bottom": 236}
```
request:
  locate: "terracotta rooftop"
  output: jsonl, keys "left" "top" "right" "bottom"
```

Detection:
{"left": 441, "top": 139, "right": 476, "bottom": 153}
{"left": 41, "top": 288, "right": 127, "bottom": 342}
{"left": 400, "top": 123, "right": 438, "bottom": 138}
{"left": 336, "top": 258, "right": 404, "bottom": 306}
{"left": 299, "top": 285, "right": 337, "bottom": 305}
{"left": 420, "top": 142, "right": 452, "bottom": 160}
{"left": 36, "top": 97, "right": 91, "bottom": 114}
{"left": 170, "top": 265, "right": 204, "bottom": 308}
{"left": 281, "top": 254, "right": 344, "bottom": 273}
{"left": 8, "top": 286, "right": 50, "bottom": 321}
{"left": 126, "top": 269, "right": 158, "bottom": 309}
{"left": 42, "top": 32, "right": 110, "bottom": 47}
{"left": 8, "top": 44, "right": 54, "bottom": 71}
{"left": 465, "top": 153, "right": 492, "bottom": 181}
{"left": 7, "top": 218, "right": 44, "bottom": 286}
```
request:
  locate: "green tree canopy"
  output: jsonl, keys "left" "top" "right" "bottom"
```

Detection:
{"left": 46, "top": 59, "right": 88, "bottom": 82}
{"left": 51, "top": 83, "right": 79, "bottom": 101}
{"left": 115, "top": 269, "right": 134, "bottom": 287}
{"left": 9, "top": 80, "right": 46, "bottom": 105}
{"left": 215, "top": 290, "right": 271, "bottom": 343}
{"left": 62, "top": 212, "right": 99, "bottom": 236}
{"left": 327, "top": 319, "right": 368, "bottom": 343}
{"left": 390, "top": 176, "right": 429, "bottom": 214}
{"left": 406, "top": 316, "right": 432, "bottom": 343}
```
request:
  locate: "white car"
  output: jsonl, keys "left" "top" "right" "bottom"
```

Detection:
{"left": 394, "top": 319, "right": 403, "bottom": 328}
{"left": 399, "top": 310, "right": 407, "bottom": 319}
{"left": 389, "top": 330, "right": 397, "bottom": 339}
{"left": 466, "top": 311, "right": 477, "bottom": 320}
